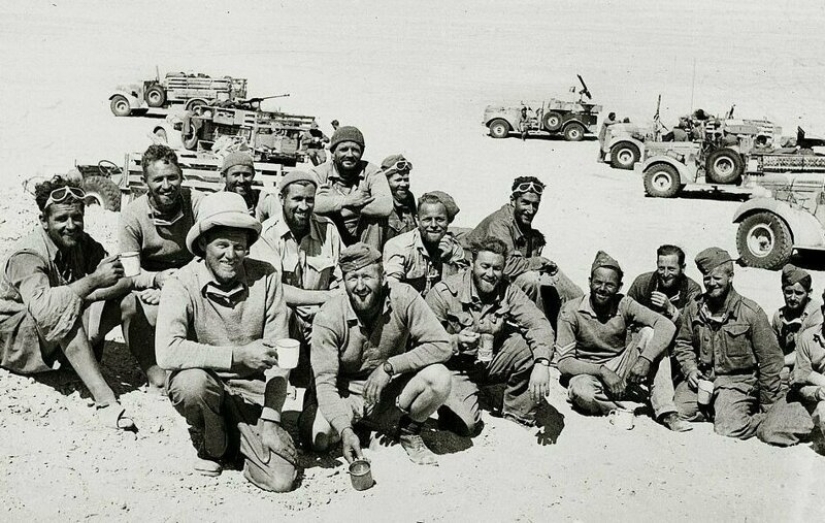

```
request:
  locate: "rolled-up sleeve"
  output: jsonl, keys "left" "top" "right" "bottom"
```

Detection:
{"left": 382, "top": 237, "right": 408, "bottom": 281}
{"left": 361, "top": 172, "right": 393, "bottom": 217}
{"left": 118, "top": 209, "right": 157, "bottom": 290}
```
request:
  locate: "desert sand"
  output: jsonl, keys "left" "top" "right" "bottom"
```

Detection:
{"left": 1, "top": 1, "right": 825, "bottom": 521}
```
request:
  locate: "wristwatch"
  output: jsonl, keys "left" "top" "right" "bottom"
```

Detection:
{"left": 382, "top": 361, "right": 395, "bottom": 376}
{"left": 535, "top": 358, "right": 550, "bottom": 367}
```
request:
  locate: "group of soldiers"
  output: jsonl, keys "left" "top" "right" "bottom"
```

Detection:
{"left": 1, "top": 125, "right": 824, "bottom": 493}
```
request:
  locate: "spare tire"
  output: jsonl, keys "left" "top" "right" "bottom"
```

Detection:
{"left": 145, "top": 85, "right": 166, "bottom": 107}
{"left": 705, "top": 148, "right": 743, "bottom": 184}
{"left": 81, "top": 176, "right": 122, "bottom": 212}
{"left": 543, "top": 111, "right": 564, "bottom": 132}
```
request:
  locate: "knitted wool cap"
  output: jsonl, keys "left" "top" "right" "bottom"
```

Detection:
{"left": 330, "top": 126, "right": 365, "bottom": 152}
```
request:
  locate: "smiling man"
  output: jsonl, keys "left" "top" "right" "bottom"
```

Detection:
{"left": 771, "top": 264, "right": 823, "bottom": 384}
{"left": 220, "top": 151, "right": 279, "bottom": 222}
{"left": 383, "top": 191, "right": 467, "bottom": 297}
{"left": 156, "top": 191, "right": 296, "bottom": 491}
{"left": 311, "top": 126, "right": 392, "bottom": 249}
{"left": 380, "top": 154, "right": 417, "bottom": 244}
{"left": 462, "top": 176, "right": 582, "bottom": 326}
{"left": 302, "top": 243, "right": 453, "bottom": 466}
{"left": 672, "top": 247, "right": 784, "bottom": 439}
{"left": 627, "top": 245, "right": 702, "bottom": 327}
{"left": 0, "top": 176, "right": 137, "bottom": 430}
{"left": 555, "top": 251, "right": 689, "bottom": 432}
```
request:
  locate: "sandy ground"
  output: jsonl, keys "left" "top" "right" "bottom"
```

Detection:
{"left": 2, "top": 1, "right": 825, "bottom": 521}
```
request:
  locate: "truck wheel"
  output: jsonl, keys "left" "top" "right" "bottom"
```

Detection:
{"left": 643, "top": 164, "right": 682, "bottom": 198}
{"left": 610, "top": 142, "right": 640, "bottom": 170}
{"left": 563, "top": 123, "right": 585, "bottom": 142}
{"left": 145, "top": 85, "right": 166, "bottom": 108}
{"left": 705, "top": 148, "right": 743, "bottom": 184}
{"left": 186, "top": 99, "right": 206, "bottom": 111}
{"left": 736, "top": 212, "right": 793, "bottom": 269}
{"left": 543, "top": 112, "right": 564, "bottom": 132}
{"left": 182, "top": 117, "right": 198, "bottom": 150}
{"left": 488, "top": 119, "right": 511, "bottom": 139}
{"left": 110, "top": 95, "right": 131, "bottom": 117}
{"left": 81, "top": 176, "right": 122, "bottom": 212}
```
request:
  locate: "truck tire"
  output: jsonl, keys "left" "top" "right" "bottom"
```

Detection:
{"left": 705, "top": 148, "right": 743, "bottom": 184}
{"left": 563, "top": 122, "right": 585, "bottom": 142}
{"left": 736, "top": 212, "right": 793, "bottom": 269}
{"left": 488, "top": 119, "right": 511, "bottom": 139}
{"left": 543, "top": 111, "right": 564, "bottom": 132}
{"left": 145, "top": 85, "right": 166, "bottom": 107}
{"left": 110, "top": 95, "right": 131, "bottom": 117}
{"left": 610, "top": 142, "right": 640, "bottom": 170}
{"left": 186, "top": 98, "right": 207, "bottom": 111}
{"left": 182, "top": 117, "right": 198, "bottom": 150}
{"left": 643, "top": 164, "right": 682, "bottom": 198}
{"left": 81, "top": 176, "right": 122, "bottom": 212}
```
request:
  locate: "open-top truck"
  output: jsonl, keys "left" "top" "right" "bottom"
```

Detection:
{"left": 483, "top": 75, "right": 601, "bottom": 141}
{"left": 109, "top": 69, "right": 247, "bottom": 117}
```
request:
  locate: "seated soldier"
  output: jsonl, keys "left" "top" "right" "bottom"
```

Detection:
{"left": 426, "top": 238, "right": 554, "bottom": 434}
{"left": 556, "top": 251, "right": 690, "bottom": 432}
{"left": 119, "top": 144, "right": 204, "bottom": 388}
{"left": 380, "top": 154, "right": 417, "bottom": 243}
{"left": 627, "top": 245, "right": 702, "bottom": 327}
{"left": 220, "top": 151, "right": 279, "bottom": 222}
{"left": 462, "top": 176, "right": 582, "bottom": 326}
{"left": 156, "top": 192, "right": 296, "bottom": 491}
{"left": 383, "top": 191, "right": 467, "bottom": 297}
{"left": 0, "top": 177, "right": 136, "bottom": 430}
{"left": 673, "top": 248, "right": 783, "bottom": 440}
{"left": 301, "top": 243, "right": 453, "bottom": 466}
{"left": 251, "top": 171, "right": 344, "bottom": 384}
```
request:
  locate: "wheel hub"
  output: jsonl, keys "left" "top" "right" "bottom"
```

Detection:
{"left": 618, "top": 150, "right": 633, "bottom": 164}
{"left": 714, "top": 158, "right": 733, "bottom": 175}
{"left": 747, "top": 224, "right": 774, "bottom": 257}
{"left": 652, "top": 172, "right": 672, "bottom": 190}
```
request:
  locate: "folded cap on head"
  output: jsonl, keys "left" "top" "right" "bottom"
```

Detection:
{"left": 695, "top": 247, "right": 734, "bottom": 275}
{"left": 330, "top": 126, "right": 364, "bottom": 152}
{"left": 278, "top": 170, "right": 318, "bottom": 193}
{"left": 419, "top": 191, "right": 460, "bottom": 221}
{"left": 339, "top": 242, "right": 382, "bottom": 273}
{"left": 591, "top": 250, "right": 623, "bottom": 277}
{"left": 781, "top": 263, "right": 812, "bottom": 290}
{"left": 185, "top": 192, "right": 262, "bottom": 256}
{"left": 221, "top": 151, "right": 255, "bottom": 174}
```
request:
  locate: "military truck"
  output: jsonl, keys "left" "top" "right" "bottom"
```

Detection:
{"left": 483, "top": 75, "right": 601, "bottom": 141}
{"left": 108, "top": 70, "right": 247, "bottom": 117}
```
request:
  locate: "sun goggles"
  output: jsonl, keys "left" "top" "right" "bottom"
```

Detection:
{"left": 512, "top": 181, "right": 545, "bottom": 195}
{"left": 385, "top": 160, "right": 413, "bottom": 173}
{"left": 44, "top": 186, "right": 86, "bottom": 209}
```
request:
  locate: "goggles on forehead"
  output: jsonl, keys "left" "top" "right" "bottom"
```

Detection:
{"left": 512, "top": 181, "right": 545, "bottom": 195}
{"left": 385, "top": 160, "right": 412, "bottom": 173}
{"left": 44, "top": 186, "right": 86, "bottom": 209}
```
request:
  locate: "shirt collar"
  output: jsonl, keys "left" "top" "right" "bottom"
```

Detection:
{"left": 699, "top": 288, "right": 741, "bottom": 323}
{"left": 195, "top": 259, "right": 248, "bottom": 300}
{"left": 345, "top": 284, "right": 393, "bottom": 325}
{"left": 146, "top": 192, "right": 186, "bottom": 225}
{"left": 778, "top": 299, "right": 819, "bottom": 324}
{"left": 37, "top": 227, "right": 61, "bottom": 262}
{"left": 456, "top": 269, "right": 504, "bottom": 305}
{"left": 328, "top": 162, "right": 367, "bottom": 183}
{"left": 273, "top": 213, "right": 323, "bottom": 242}
{"left": 577, "top": 293, "right": 620, "bottom": 319}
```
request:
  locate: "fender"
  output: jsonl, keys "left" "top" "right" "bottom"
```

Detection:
{"left": 638, "top": 156, "right": 693, "bottom": 185}
{"left": 108, "top": 89, "right": 142, "bottom": 109}
{"left": 485, "top": 114, "right": 519, "bottom": 130}
{"left": 605, "top": 136, "right": 645, "bottom": 155}
{"left": 732, "top": 197, "right": 825, "bottom": 249}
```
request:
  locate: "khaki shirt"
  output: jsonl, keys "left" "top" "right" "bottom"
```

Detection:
{"left": 383, "top": 229, "right": 467, "bottom": 297}
{"left": 772, "top": 299, "right": 823, "bottom": 356}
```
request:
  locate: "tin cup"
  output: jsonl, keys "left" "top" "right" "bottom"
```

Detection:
{"left": 119, "top": 252, "right": 141, "bottom": 278}
{"left": 276, "top": 339, "right": 300, "bottom": 370}
{"left": 348, "top": 459, "right": 374, "bottom": 491}
{"left": 477, "top": 333, "right": 494, "bottom": 363}
{"left": 609, "top": 408, "right": 635, "bottom": 430}
{"left": 697, "top": 379, "right": 714, "bottom": 406}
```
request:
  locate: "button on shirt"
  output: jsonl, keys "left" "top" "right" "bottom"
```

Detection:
{"left": 310, "top": 281, "right": 452, "bottom": 434}
{"left": 772, "top": 299, "right": 824, "bottom": 356}
{"left": 425, "top": 270, "right": 554, "bottom": 361}
{"left": 555, "top": 294, "right": 675, "bottom": 375}
{"left": 383, "top": 229, "right": 468, "bottom": 297}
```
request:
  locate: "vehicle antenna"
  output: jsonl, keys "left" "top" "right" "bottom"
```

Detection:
{"left": 690, "top": 58, "right": 697, "bottom": 114}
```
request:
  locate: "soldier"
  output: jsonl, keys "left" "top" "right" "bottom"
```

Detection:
{"left": 301, "top": 121, "right": 330, "bottom": 167}
{"left": 426, "top": 237, "right": 554, "bottom": 434}
{"left": 311, "top": 126, "right": 392, "bottom": 249}
{"left": 673, "top": 247, "right": 784, "bottom": 439}
{"left": 383, "top": 191, "right": 467, "bottom": 297}
{"left": 301, "top": 243, "right": 453, "bottom": 466}
{"left": 156, "top": 192, "right": 296, "bottom": 491}
{"left": 0, "top": 176, "right": 136, "bottom": 430}
{"left": 627, "top": 245, "right": 702, "bottom": 328}
{"left": 251, "top": 171, "right": 344, "bottom": 384}
{"left": 381, "top": 154, "right": 417, "bottom": 243}
{"left": 220, "top": 151, "right": 279, "bottom": 222}
{"left": 119, "top": 144, "right": 202, "bottom": 389}
{"left": 555, "top": 251, "right": 690, "bottom": 432}
{"left": 462, "top": 176, "right": 583, "bottom": 326}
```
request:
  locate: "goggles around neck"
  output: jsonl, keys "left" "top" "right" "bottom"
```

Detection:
{"left": 44, "top": 186, "right": 86, "bottom": 209}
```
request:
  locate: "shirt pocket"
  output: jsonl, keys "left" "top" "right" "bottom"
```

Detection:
{"left": 305, "top": 256, "right": 335, "bottom": 290}
{"left": 721, "top": 323, "right": 756, "bottom": 370}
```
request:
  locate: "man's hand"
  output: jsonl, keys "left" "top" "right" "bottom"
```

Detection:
{"left": 437, "top": 234, "right": 458, "bottom": 261}
{"left": 345, "top": 190, "right": 374, "bottom": 210}
{"left": 153, "top": 268, "right": 178, "bottom": 289}
{"left": 138, "top": 288, "right": 162, "bottom": 305}
{"left": 232, "top": 340, "right": 278, "bottom": 373}
{"left": 364, "top": 364, "right": 391, "bottom": 405}
{"left": 529, "top": 364, "right": 551, "bottom": 402}
{"left": 456, "top": 329, "right": 480, "bottom": 352}
{"left": 627, "top": 357, "right": 651, "bottom": 384}
{"left": 599, "top": 366, "right": 626, "bottom": 398}
{"left": 341, "top": 427, "right": 364, "bottom": 464}
{"left": 261, "top": 421, "right": 297, "bottom": 463}
{"left": 650, "top": 291, "right": 677, "bottom": 317}
{"left": 92, "top": 255, "right": 124, "bottom": 288}
{"left": 686, "top": 369, "right": 701, "bottom": 390}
